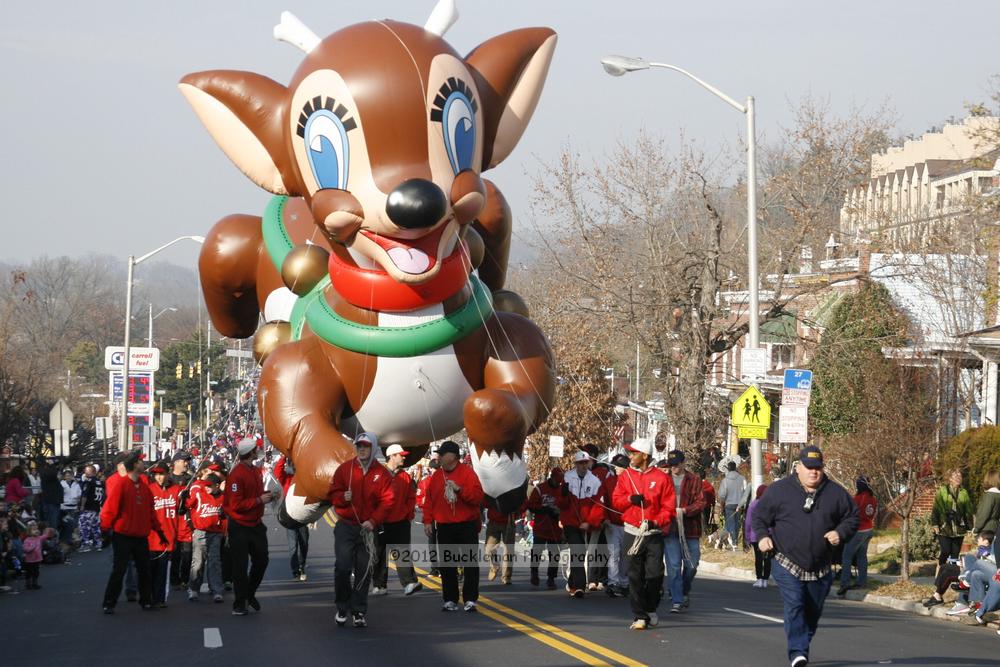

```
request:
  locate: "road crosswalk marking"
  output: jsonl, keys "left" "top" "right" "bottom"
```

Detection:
{"left": 203, "top": 627, "right": 223, "bottom": 648}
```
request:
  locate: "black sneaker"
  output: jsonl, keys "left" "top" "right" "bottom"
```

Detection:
{"left": 352, "top": 612, "right": 367, "bottom": 628}
{"left": 790, "top": 655, "right": 808, "bottom": 667}
{"left": 923, "top": 597, "right": 944, "bottom": 608}
{"left": 232, "top": 604, "right": 248, "bottom": 616}
{"left": 530, "top": 573, "right": 540, "bottom": 586}
{"left": 546, "top": 579, "right": 557, "bottom": 590}
{"left": 248, "top": 597, "right": 261, "bottom": 612}
{"left": 126, "top": 592, "right": 137, "bottom": 602}
{"left": 102, "top": 605, "right": 114, "bottom": 615}
{"left": 836, "top": 586, "right": 850, "bottom": 597}
{"left": 335, "top": 611, "right": 348, "bottom": 627}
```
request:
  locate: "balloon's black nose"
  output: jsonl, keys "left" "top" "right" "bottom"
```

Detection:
{"left": 385, "top": 179, "right": 448, "bottom": 229}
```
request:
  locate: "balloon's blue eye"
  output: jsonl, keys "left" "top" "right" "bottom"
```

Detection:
{"left": 297, "top": 96, "right": 357, "bottom": 190}
{"left": 431, "top": 79, "right": 478, "bottom": 174}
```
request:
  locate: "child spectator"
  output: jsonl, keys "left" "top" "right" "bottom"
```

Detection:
{"left": 188, "top": 473, "right": 226, "bottom": 603}
{"left": 22, "top": 523, "right": 56, "bottom": 590}
{"left": 745, "top": 484, "right": 771, "bottom": 588}
{"left": 944, "top": 531, "right": 995, "bottom": 615}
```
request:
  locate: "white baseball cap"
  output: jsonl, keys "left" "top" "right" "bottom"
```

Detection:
{"left": 625, "top": 438, "right": 654, "bottom": 456}
{"left": 385, "top": 444, "right": 406, "bottom": 457}
{"left": 237, "top": 438, "right": 257, "bottom": 456}
{"left": 572, "top": 451, "right": 591, "bottom": 463}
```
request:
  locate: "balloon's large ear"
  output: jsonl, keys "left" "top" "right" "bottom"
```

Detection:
{"left": 466, "top": 28, "right": 557, "bottom": 171}
{"left": 179, "top": 70, "right": 301, "bottom": 195}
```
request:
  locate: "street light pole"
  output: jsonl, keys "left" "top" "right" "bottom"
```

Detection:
{"left": 117, "top": 236, "right": 204, "bottom": 456}
{"left": 601, "top": 55, "right": 763, "bottom": 489}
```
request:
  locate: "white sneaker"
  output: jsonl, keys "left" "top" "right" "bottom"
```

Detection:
{"left": 629, "top": 618, "right": 647, "bottom": 630}
{"left": 762, "top": 580, "right": 768, "bottom": 588}
{"left": 464, "top": 600, "right": 478, "bottom": 612}
{"left": 442, "top": 601, "right": 460, "bottom": 612}
{"left": 647, "top": 612, "right": 659, "bottom": 627}
{"left": 371, "top": 587, "right": 388, "bottom": 596}
{"left": 946, "top": 602, "right": 971, "bottom": 615}
{"left": 403, "top": 582, "right": 423, "bottom": 596}
{"left": 299, "top": 573, "right": 307, "bottom": 582}
{"left": 752, "top": 579, "right": 762, "bottom": 588}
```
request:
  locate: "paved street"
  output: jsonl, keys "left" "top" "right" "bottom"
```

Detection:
{"left": 4, "top": 513, "right": 998, "bottom": 667}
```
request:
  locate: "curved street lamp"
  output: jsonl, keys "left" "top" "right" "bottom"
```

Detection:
{"left": 601, "top": 55, "right": 764, "bottom": 490}
{"left": 118, "top": 236, "right": 204, "bottom": 455}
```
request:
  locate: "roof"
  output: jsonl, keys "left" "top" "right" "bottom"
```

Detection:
{"left": 760, "top": 312, "right": 797, "bottom": 344}
{"left": 806, "top": 292, "right": 847, "bottom": 330}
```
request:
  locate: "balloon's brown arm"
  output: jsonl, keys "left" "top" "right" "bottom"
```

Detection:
{"left": 257, "top": 336, "right": 355, "bottom": 500}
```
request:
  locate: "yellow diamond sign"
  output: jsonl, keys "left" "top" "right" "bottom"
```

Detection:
{"left": 732, "top": 385, "right": 771, "bottom": 429}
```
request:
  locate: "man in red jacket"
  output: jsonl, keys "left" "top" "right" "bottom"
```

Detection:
{"left": 100, "top": 449, "right": 165, "bottom": 613}
{"left": 663, "top": 449, "right": 706, "bottom": 613}
{"left": 612, "top": 438, "right": 676, "bottom": 630}
{"left": 423, "top": 440, "right": 484, "bottom": 612}
{"left": 371, "top": 444, "right": 422, "bottom": 596}
{"left": 224, "top": 438, "right": 272, "bottom": 616}
{"left": 329, "top": 432, "right": 395, "bottom": 628}
{"left": 559, "top": 450, "right": 605, "bottom": 597}
{"left": 527, "top": 467, "right": 565, "bottom": 589}
{"left": 147, "top": 461, "right": 180, "bottom": 608}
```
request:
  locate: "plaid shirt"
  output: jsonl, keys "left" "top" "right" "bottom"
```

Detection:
{"left": 775, "top": 552, "right": 830, "bottom": 581}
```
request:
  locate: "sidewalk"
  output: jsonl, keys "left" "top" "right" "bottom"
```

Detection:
{"left": 698, "top": 558, "right": 1000, "bottom": 630}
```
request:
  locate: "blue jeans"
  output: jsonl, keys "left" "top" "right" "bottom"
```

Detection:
{"left": 975, "top": 569, "right": 1000, "bottom": 619}
{"left": 772, "top": 561, "right": 834, "bottom": 662}
{"left": 965, "top": 558, "right": 996, "bottom": 603}
{"left": 840, "top": 529, "right": 873, "bottom": 587}
{"left": 286, "top": 525, "right": 309, "bottom": 576}
{"left": 664, "top": 535, "right": 700, "bottom": 603}
{"left": 724, "top": 505, "right": 740, "bottom": 539}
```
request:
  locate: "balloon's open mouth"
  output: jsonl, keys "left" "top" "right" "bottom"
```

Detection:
{"left": 360, "top": 224, "right": 450, "bottom": 275}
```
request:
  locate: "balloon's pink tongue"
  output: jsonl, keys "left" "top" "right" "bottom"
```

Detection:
{"left": 387, "top": 246, "right": 431, "bottom": 274}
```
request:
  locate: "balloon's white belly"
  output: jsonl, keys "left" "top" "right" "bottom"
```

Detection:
{"left": 339, "top": 305, "right": 475, "bottom": 445}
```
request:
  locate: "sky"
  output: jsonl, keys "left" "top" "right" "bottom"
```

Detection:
{"left": 2, "top": 0, "right": 998, "bottom": 268}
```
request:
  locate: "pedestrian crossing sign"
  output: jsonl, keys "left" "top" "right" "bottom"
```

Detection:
{"left": 731, "top": 385, "right": 771, "bottom": 429}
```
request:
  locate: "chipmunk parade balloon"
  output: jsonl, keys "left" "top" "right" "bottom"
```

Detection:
{"left": 180, "top": 2, "right": 556, "bottom": 524}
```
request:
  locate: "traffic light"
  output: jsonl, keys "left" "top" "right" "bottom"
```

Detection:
{"left": 176, "top": 362, "right": 182, "bottom": 379}
{"left": 188, "top": 364, "right": 194, "bottom": 379}
{"left": 196, "top": 360, "right": 202, "bottom": 375}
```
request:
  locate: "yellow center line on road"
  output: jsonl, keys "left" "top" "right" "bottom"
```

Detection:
{"left": 409, "top": 568, "right": 614, "bottom": 667}
{"left": 407, "top": 564, "right": 647, "bottom": 667}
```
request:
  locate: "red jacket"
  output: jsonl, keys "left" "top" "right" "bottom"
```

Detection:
{"left": 328, "top": 458, "right": 394, "bottom": 527}
{"left": 148, "top": 482, "right": 180, "bottom": 551}
{"left": 666, "top": 470, "right": 707, "bottom": 538}
{"left": 274, "top": 456, "right": 294, "bottom": 494}
{"left": 383, "top": 468, "right": 416, "bottom": 524}
{"left": 100, "top": 475, "right": 162, "bottom": 539}
{"left": 416, "top": 475, "right": 432, "bottom": 510}
{"left": 422, "top": 463, "right": 484, "bottom": 525}
{"left": 190, "top": 486, "right": 225, "bottom": 532}
{"left": 855, "top": 490, "right": 878, "bottom": 532}
{"left": 612, "top": 466, "right": 676, "bottom": 530}
{"left": 600, "top": 470, "right": 623, "bottom": 525}
{"left": 701, "top": 479, "right": 716, "bottom": 510}
{"left": 557, "top": 471, "right": 605, "bottom": 530}
{"left": 527, "top": 482, "right": 563, "bottom": 541}
{"left": 224, "top": 462, "right": 265, "bottom": 527}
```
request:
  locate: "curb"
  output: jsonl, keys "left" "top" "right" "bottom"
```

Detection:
{"left": 699, "top": 559, "right": 1000, "bottom": 630}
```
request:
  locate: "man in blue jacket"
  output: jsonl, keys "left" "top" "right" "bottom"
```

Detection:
{"left": 752, "top": 446, "right": 858, "bottom": 667}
